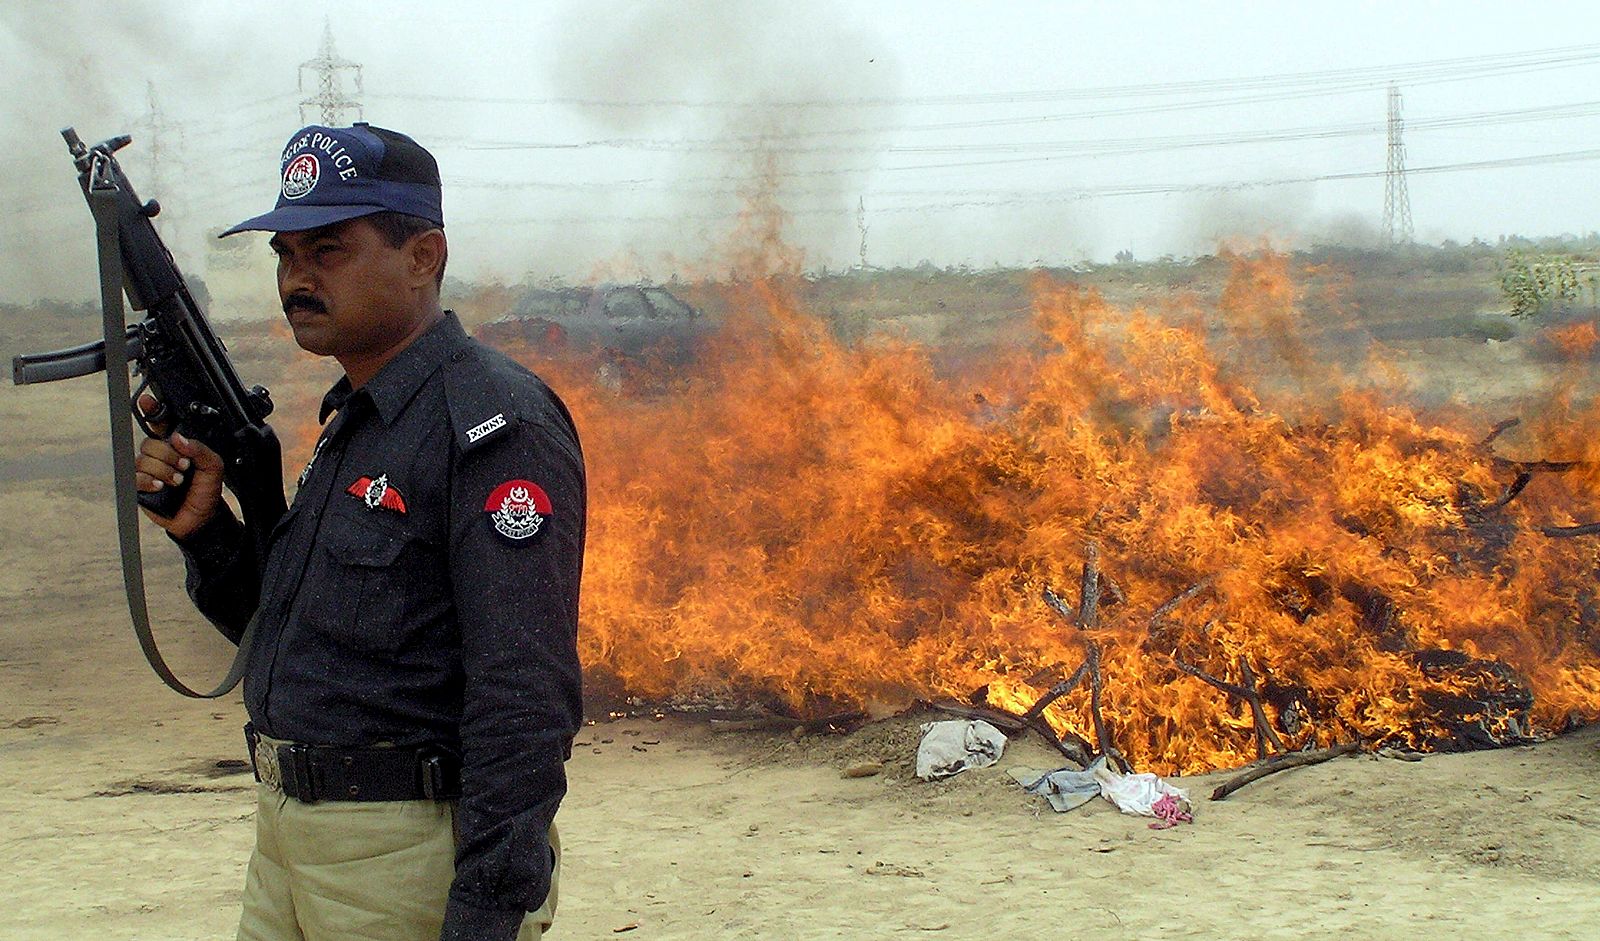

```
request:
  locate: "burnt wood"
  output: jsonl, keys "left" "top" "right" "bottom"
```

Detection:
{"left": 1150, "top": 576, "right": 1216, "bottom": 625}
{"left": 1478, "top": 418, "right": 1520, "bottom": 449}
{"left": 1487, "top": 471, "right": 1532, "bottom": 510}
{"left": 1170, "top": 653, "right": 1285, "bottom": 760}
{"left": 926, "top": 701, "right": 1027, "bottom": 732}
{"left": 1042, "top": 586, "right": 1074, "bottom": 623}
{"left": 1209, "top": 742, "right": 1360, "bottom": 800}
{"left": 1542, "top": 521, "right": 1600, "bottom": 538}
{"left": 1021, "top": 662, "right": 1091, "bottom": 721}
{"left": 1086, "top": 639, "right": 1130, "bottom": 772}
{"left": 1077, "top": 542, "right": 1101, "bottom": 630}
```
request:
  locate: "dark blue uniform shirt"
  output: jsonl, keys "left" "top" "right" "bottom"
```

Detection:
{"left": 177, "top": 312, "right": 584, "bottom": 940}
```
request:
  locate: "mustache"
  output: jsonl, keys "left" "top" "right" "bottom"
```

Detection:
{"left": 283, "top": 295, "right": 328, "bottom": 316}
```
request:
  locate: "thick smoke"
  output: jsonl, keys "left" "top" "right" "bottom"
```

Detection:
{"left": 1169, "top": 186, "right": 1316, "bottom": 255}
{"left": 1164, "top": 185, "right": 1395, "bottom": 257}
{"left": 1, "top": 4, "right": 166, "bottom": 302}
{"left": 541, "top": 0, "right": 901, "bottom": 280}
{"left": 0, "top": 2, "right": 276, "bottom": 304}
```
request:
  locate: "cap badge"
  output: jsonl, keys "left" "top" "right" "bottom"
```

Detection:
{"left": 282, "top": 153, "right": 320, "bottom": 200}
{"left": 347, "top": 473, "right": 407, "bottom": 513}
{"left": 485, "top": 479, "right": 550, "bottom": 540}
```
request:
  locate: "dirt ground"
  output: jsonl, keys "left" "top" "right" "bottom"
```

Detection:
{"left": 4, "top": 271, "right": 1600, "bottom": 940}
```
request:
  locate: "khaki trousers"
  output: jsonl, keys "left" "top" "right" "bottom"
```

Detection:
{"left": 237, "top": 784, "right": 559, "bottom": 940}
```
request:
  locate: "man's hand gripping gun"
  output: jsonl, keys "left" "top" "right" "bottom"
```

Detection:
{"left": 11, "top": 128, "right": 287, "bottom": 697}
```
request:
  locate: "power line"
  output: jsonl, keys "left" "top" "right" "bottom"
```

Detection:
{"left": 454, "top": 99, "right": 1600, "bottom": 159}
{"left": 439, "top": 147, "right": 1600, "bottom": 227}
{"left": 367, "top": 42, "right": 1600, "bottom": 111}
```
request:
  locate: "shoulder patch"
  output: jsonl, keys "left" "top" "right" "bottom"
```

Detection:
{"left": 443, "top": 352, "right": 517, "bottom": 452}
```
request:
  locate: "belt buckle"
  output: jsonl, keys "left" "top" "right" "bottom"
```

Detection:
{"left": 254, "top": 737, "right": 283, "bottom": 793}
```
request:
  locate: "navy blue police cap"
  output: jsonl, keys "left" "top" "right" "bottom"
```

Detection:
{"left": 219, "top": 122, "right": 443, "bottom": 236}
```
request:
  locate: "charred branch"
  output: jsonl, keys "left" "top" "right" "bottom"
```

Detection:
{"left": 1055, "top": 730, "right": 1097, "bottom": 769}
{"left": 1170, "top": 656, "right": 1252, "bottom": 700}
{"left": 1020, "top": 661, "right": 1091, "bottom": 721}
{"left": 1170, "top": 653, "right": 1286, "bottom": 759}
{"left": 1042, "top": 586, "right": 1074, "bottom": 623}
{"left": 1542, "top": 521, "right": 1600, "bottom": 538}
{"left": 1150, "top": 576, "right": 1216, "bottom": 625}
{"left": 1482, "top": 457, "right": 1585, "bottom": 520}
{"left": 1086, "top": 640, "right": 1130, "bottom": 772}
{"left": 1077, "top": 542, "right": 1102, "bottom": 629}
{"left": 1487, "top": 471, "right": 1532, "bottom": 510}
{"left": 1478, "top": 418, "right": 1520, "bottom": 449}
{"left": 1209, "top": 742, "right": 1361, "bottom": 800}
{"left": 1041, "top": 558, "right": 1129, "bottom": 771}
{"left": 1236, "top": 658, "right": 1288, "bottom": 757}
{"left": 927, "top": 701, "right": 1027, "bottom": 732}
{"left": 1494, "top": 457, "right": 1585, "bottom": 474}
{"left": 1477, "top": 420, "right": 1585, "bottom": 473}
{"left": 1477, "top": 419, "right": 1591, "bottom": 513}
{"left": 953, "top": 657, "right": 1099, "bottom": 767}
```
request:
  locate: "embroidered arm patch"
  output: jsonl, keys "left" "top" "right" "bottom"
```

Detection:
{"left": 485, "top": 479, "right": 552, "bottom": 540}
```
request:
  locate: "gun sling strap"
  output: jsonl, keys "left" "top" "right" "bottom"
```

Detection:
{"left": 92, "top": 180, "right": 256, "bottom": 699}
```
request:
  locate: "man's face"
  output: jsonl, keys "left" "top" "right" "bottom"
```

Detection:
{"left": 269, "top": 218, "right": 415, "bottom": 359}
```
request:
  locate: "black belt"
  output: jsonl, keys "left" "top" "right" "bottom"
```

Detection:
{"left": 244, "top": 723, "right": 461, "bottom": 803}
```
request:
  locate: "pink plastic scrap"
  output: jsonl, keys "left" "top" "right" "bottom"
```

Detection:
{"left": 1148, "top": 792, "right": 1193, "bottom": 829}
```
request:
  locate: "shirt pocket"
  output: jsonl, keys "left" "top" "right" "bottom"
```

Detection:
{"left": 304, "top": 511, "right": 444, "bottom": 655}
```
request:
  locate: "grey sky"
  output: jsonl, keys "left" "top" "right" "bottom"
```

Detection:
{"left": 4, "top": 0, "right": 1598, "bottom": 303}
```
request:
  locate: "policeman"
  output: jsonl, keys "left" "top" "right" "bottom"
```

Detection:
{"left": 134, "top": 123, "right": 584, "bottom": 941}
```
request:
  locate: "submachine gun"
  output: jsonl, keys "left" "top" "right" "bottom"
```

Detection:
{"left": 11, "top": 128, "right": 286, "bottom": 697}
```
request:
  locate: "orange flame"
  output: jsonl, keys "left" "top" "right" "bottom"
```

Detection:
{"left": 264, "top": 252, "right": 1600, "bottom": 774}
{"left": 1547, "top": 320, "right": 1599, "bottom": 360}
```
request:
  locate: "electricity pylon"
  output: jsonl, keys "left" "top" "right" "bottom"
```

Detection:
{"left": 1382, "top": 83, "right": 1414, "bottom": 246}
{"left": 299, "top": 19, "right": 363, "bottom": 126}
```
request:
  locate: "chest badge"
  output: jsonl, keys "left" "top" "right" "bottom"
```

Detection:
{"left": 485, "top": 479, "right": 551, "bottom": 541}
{"left": 347, "top": 473, "right": 408, "bottom": 514}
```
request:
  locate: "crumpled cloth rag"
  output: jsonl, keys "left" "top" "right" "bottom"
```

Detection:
{"left": 915, "top": 719, "right": 1007, "bottom": 780}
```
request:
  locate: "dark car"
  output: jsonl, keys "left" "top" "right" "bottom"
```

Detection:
{"left": 476, "top": 284, "right": 708, "bottom": 360}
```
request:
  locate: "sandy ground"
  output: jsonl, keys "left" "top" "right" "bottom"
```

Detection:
{"left": 4, "top": 367, "right": 1600, "bottom": 941}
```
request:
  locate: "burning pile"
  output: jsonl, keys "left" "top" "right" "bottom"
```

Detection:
{"left": 289, "top": 251, "right": 1600, "bottom": 774}
{"left": 522, "top": 252, "right": 1600, "bottom": 774}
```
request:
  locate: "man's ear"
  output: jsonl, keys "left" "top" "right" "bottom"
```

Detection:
{"left": 406, "top": 229, "right": 447, "bottom": 286}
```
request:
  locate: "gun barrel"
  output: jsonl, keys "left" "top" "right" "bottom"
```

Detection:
{"left": 12, "top": 326, "right": 142, "bottom": 385}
